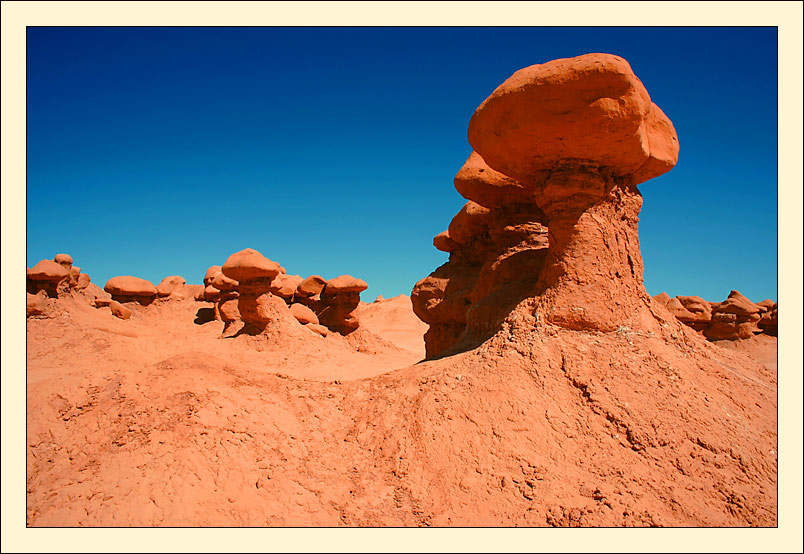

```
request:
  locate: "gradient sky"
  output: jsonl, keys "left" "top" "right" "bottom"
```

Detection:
{"left": 26, "top": 26, "right": 778, "bottom": 303}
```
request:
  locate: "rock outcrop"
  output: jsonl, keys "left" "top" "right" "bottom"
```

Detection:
{"left": 200, "top": 250, "right": 370, "bottom": 337}
{"left": 413, "top": 53, "right": 679, "bottom": 358}
{"left": 653, "top": 290, "right": 777, "bottom": 341}
{"left": 27, "top": 254, "right": 93, "bottom": 302}
{"left": 318, "top": 275, "right": 368, "bottom": 335}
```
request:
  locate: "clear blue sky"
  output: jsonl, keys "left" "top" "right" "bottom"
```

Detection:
{"left": 26, "top": 27, "right": 777, "bottom": 303}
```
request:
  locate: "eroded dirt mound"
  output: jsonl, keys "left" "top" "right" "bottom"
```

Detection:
{"left": 26, "top": 296, "right": 776, "bottom": 526}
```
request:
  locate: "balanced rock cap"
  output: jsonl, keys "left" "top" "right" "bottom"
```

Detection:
{"left": 203, "top": 265, "right": 222, "bottom": 286}
{"left": 433, "top": 230, "right": 458, "bottom": 253}
{"left": 270, "top": 274, "right": 303, "bottom": 298}
{"left": 211, "top": 272, "right": 238, "bottom": 292}
{"left": 28, "top": 260, "right": 70, "bottom": 282}
{"left": 447, "top": 201, "right": 491, "bottom": 245}
{"left": 714, "top": 290, "right": 761, "bottom": 316}
{"left": 468, "top": 53, "right": 679, "bottom": 186}
{"left": 296, "top": 275, "right": 328, "bottom": 298}
{"left": 104, "top": 276, "right": 158, "bottom": 297}
{"left": 325, "top": 275, "right": 368, "bottom": 294}
{"left": 454, "top": 151, "right": 534, "bottom": 209}
{"left": 156, "top": 275, "right": 187, "bottom": 297}
{"left": 222, "top": 248, "right": 282, "bottom": 282}
{"left": 54, "top": 254, "right": 73, "bottom": 267}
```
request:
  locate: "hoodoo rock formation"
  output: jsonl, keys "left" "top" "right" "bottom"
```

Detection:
{"left": 26, "top": 254, "right": 94, "bottom": 316}
{"left": 413, "top": 53, "right": 680, "bottom": 358}
{"left": 198, "top": 249, "right": 370, "bottom": 337}
{"left": 25, "top": 54, "right": 777, "bottom": 528}
{"left": 653, "top": 290, "right": 778, "bottom": 341}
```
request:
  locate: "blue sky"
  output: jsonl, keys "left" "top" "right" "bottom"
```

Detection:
{"left": 26, "top": 27, "right": 778, "bottom": 302}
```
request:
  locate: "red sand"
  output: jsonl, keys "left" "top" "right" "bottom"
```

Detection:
{"left": 26, "top": 291, "right": 776, "bottom": 527}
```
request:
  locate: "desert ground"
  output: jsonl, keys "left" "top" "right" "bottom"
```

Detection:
{"left": 25, "top": 53, "right": 778, "bottom": 527}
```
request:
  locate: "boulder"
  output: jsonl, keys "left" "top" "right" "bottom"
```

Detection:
{"left": 54, "top": 253, "right": 73, "bottom": 269}
{"left": 156, "top": 275, "right": 186, "bottom": 297}
{"left": 290, "top": 303, "right": 319, "bottom": 325}
{"left": 104, "top": 276, "right": 158, "bottom": 305}
{"left": 109, "top": 300, "right": 132, "bottom": 320}
{"left": 270, "top": 274, "right": 303, "bottom": 300}
{"left": 296, "top": 275, "right": 327, "bottom": 298}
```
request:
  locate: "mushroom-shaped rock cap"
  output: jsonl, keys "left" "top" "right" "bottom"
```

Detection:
{"left": 54, "top": 254, "right": 73, "bottom": 267}
{"left": 325, "top": 275, "right": 368, "bottom": 294}
{"left": 468, "top": 53, "right": 679, "bottom": 185}
{"left": 447, "top": 201, "right": 491, "bottom": 245}
{"left": 203, "top": 265, "right": 222, "bottom": 286}
{"left": 28, "top": 260, "right": 70, "bottom": 282}
{"left": 454, "top": 151, "right": 534, "bottom": 209}
{"left": 296, "top": 275, "right": 327, "bottom": 298}
{"left": 104, "top": 276, "right": 157, "bottom": 297}
{"left": 156, "top": 275, "right": 186, "bottom": 297}
{"left": 714, "top": 290, "right": 761, "bottom": 316}
{"left": 221, "top": 248, "right": 282, "bottom": 282}
{"left": 270, "top": 274, "right": 303, "bottom": 298}
{"left": 433, "top": 230, "right": 458, "bottom": 253}
{"left": 211, "top": 272, "right": 238, "bottom": 292}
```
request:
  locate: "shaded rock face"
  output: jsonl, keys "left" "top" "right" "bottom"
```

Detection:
{"left": 412, "top": 53, "right": 679, "bottom": 358}
{"left": 26, "top": 290, "right": 49, "bottom": 318}
{"left": 412, "top": 201, "right": 550, "bottom": 358}
{"left": 652, "top": 290, "right": 777, "bottom": 341}
{"left": 317, "top": 276, "right": 368, "bottom": 335}
{"left": 27, "top": 255, "right": 92, "bottom": 300}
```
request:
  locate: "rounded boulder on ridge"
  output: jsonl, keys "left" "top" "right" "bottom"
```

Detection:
{"left": 221, "top": 248, "right": 282, "bottom": 283}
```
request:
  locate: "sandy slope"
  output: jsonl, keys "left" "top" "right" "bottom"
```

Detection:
{"left": 26, "top": 292, "right": 776, "bottom": 527}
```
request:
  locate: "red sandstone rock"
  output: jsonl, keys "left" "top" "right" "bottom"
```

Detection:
{"left": 270, "top": 274, "right": 303, "bottom": 300}
{"left": 652, "top": 292, "right": 671, "bottom": 306}
{"left": 758, "top": 304, "right": 778, "bottom": 336}
{"left": 104, "top": 276, "right": 158, "bottom": 304}
{"left": 714, "top": 290, "right": 761, "bottom": 316}
{"left": 204, "top": 266, "right": 223, "bottom": 286}
{"left": 464, "top": 55, "right": 678, "bottom": 333}
{"left": 109, "top": 300, "right": 132, "bottom": 320}
{"left": 305, "top": 323, "right": 329, "bottom": 337}
{"left": 203, "top": 284, "right": 222, "bottom": 302}
{"left": 156, "top": 275, "right": 187, "bottom": 297}
{"left": 296, "top": 276, "right": 327, "bottom": 298}
{"left": 221, "top": 248, "right": 282, "bottom": 283}
{"left": 433, "top": 231, "right": 458, "bottom": 253}
{"left": 468, "top": 53, "right": 678, "bottom": 186}
{"left": 324, "top": 275, "right": 368, "bottom": 295}
{"left": 26, "top": 291, "right": 48, "bottom": 318}
{"left": 290, "top": 303, "right": 319, "bottom": 325}
{"left": 54, "top": 254, "right": 73, "bottom": 268}
{"left": 454, "top": 151, "right": 534, "bottom": 209}
{"left": 27, "top": 260, "right": 70, "bottom": 297}
{"left": 756, "top": 299, "right": 775, "bottom": 312}
{"left": 211, "top": 273, "right": 238, "bottom": 293}
{"left": 447, "top": 201, "right": 491, "bottom": 245}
